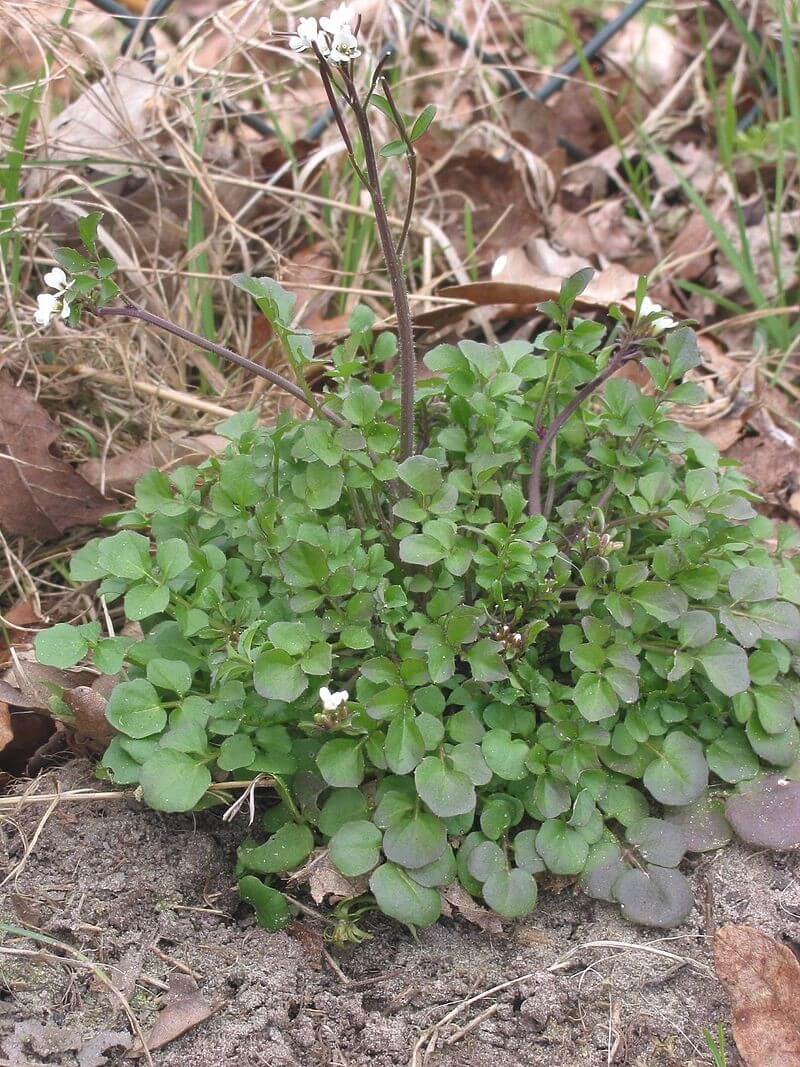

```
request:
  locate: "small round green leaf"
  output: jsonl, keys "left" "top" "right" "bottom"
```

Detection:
{"left": 535, "top": 819, "right": 589, "bottom": 875}
{"left": 397, "top": 455, "right": 443, "bottom": 496}
{"left": 481, "top": 729, "right": 529, "bottom": 780}
{"left": 146, "top": 657, "right": 192, "bottom": 695}
{"left": 664, "top": 796, "right": 733, "bottom": 852}
{"left": 105, "top": 679, "right": 166, "bottom": 739}
{"left": 643, "top": 731, "right": 708, "bottom": 805}
{"left": 238, "top": 876, "right": 291, "bottom": 931}
{"left": 572, "top": 674, "right": 618, "bottom": 721}
{"left": 381, "top": 808, "right": 447, "bottom": 868}
{"left": 139, "top": 750, "right": 211, "bottom": 811}
{"left": 34, "top": 623, "right": 91, "bottom": 669}
{"left": 253, "top": 649, "right": 308, "bottom": 704}
{"left": 369, "top": 862, "right": 442, "bottom": 928}
{"left": 695, "top": 639, "right": 750, "bottom": 697}
{"left": 385, "top": 713, "right": 426, "bottom": 774}
{"left": 414, "top": 756, "right": 476, "bottom": 818}
{"left": 625, "top": 817, "right": 687, "bottom": 868}
{"left": 725, "top": 773, "right": 800, "bottom": 848}
{"left": 706, "top": 726, "right": 760, "bottom": 784}
{"left": 613, "top": 865, "right": 693, "bottom": 928}
{"left": 217, "top": 733, "right": 256, "bottom": 772}
{"left": 482, "top": 868, "right": 537, "bottom": 919}
{"left": 512, "top": 829, "right": 546, "bottom": 873}
{"left": 407, "top": 846, "right": 456, "bottom": 887}
{"left": 318, "top": 788, "right": 369, "bottom": 837}
{"left": 329, "top": 820, "right": 382, "bottom": 876}
{"left": 238, "top": 822, "right": 315, "bottom": 874}
{"left": 317, "top": 738, "right": 365, "bottom": 788}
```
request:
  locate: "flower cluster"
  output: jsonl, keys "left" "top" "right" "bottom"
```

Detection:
{"left": 289, "top": 4, "right": 360, "bottom": 62}
{"left": 34, "top": 267, "right": 73, "bottom": 327}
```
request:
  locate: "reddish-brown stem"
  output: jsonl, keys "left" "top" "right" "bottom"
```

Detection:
{"left": 527, "top": 347, "right": 635, "bottom": 516}
{"left": 380, "top": 77, "right": 417, "bottom": 261}
{"left": 345, "top": 84, "right": 416, "bottom": 458}
{"left": 96, "top": 302, "right": 345, "bottom": 427}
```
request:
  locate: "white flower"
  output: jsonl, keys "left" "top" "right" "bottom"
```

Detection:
{"left": 44, "top": 266, "right": 69, "bottom": 291}
{"left": 328, "top": 27, "right": 360, "bottom": 62}
{"left": 320, "top": 3, "right": 354, "bottom": 34}
{"left": 319, "top": 685, "right": 349, "bottom": 711}
{"left": 33, "top": 266, "right": 73, "bottom": 326}
{"left": 290, "top": 16, "right": 327, "bottom": 53}
{"left": 640, "top": 296, "right": 676, "bottom": 333}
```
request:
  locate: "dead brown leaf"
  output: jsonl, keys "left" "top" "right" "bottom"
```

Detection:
{"left": 0, "top": 377, "right": 110, "bottom": 540}
{"left": 713, "top": 924, "right": 800, "bottom": 1067}
{"left": 440, "top": 249, "right": 639, "bottom": 313}
{"left": 80, "top": 433, "right": 226, "bottom": 498}
{"left": 27, "top": 58, "right": 160, "bottom": 195}
{"left": 128, "top": 974, "right": 213, "bottom": 1057}
{"left": 62, "top": 686, "right": 113, "bottom": 748}
{"left": 428, "top": 148, "right": 545, "bottom": 259}
{"left": 279, "top": 243, "right": 337, "bottom": 333}
{"left": 0, "top": 651, "right": 93, "bottom": 710}
{"left": 289, "top": 848, "right": 367, "bottom": 904}
{"left": 0, "top": 599, "right": 42, "bottom": 668}
{"left": 669, "top": 337, "right": 753, "bottom": 450}
{"left": 440, "top": 882, "right": 503, "bottom": 935}
{"left": 0, "top": 703, "right": 13, "bottom": 752}
{"left": 666, "top": 212, "right": 715, "bottom": 281}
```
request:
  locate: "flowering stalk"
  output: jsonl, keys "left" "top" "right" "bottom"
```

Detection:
{"left": 345, "top": 83, "right": 417, "bottom": 459}
{"left": 96, "top": 299, "right": 346, "bottom": 428}
{"left": 527, "top": 341, "right": 640, "bottom": 517}
{"left": 293, "top": 7, "right": 417, "bottom": 458}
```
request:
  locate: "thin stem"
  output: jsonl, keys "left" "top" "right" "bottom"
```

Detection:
{"left": 380, "top": 77, "right": 417, "bottom": 260}
{"left": 366, "top": 52, "right": 394, "bottom": 105}
{"left": 345, "top": 81, "right": 416, "bottom": 458}
{"left": 96, "top": 302, "right": 345, "bottom": 427}
{"left": 527, "top": 347, "right": 635, "bottom": 516}
{"left": 315, "top": 49, "right": 370, "bottom": 188}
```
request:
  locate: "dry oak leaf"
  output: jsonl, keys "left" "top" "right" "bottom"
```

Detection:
{"left": 80, "top": 433, "right": 226, "bottom": 498}
{"left": 128, "top": 974, "right": 213, "bottom": 1057}
{"left": 440, "top": 882, "right": 503, "bottom": 935}
{"left": 440, "top": 248, "right": 639, "bottom": 314}
{"left": 428, "top": 149, "right": 544, "bottom": 259}
{"left": 288, "top": 848, "right": 367, "bottom": 904}
{"left": 0, "top": 377, "right": 110, "bottom": 539}
{"left": 713, "top": 924, "right": 800, "bottom": 1067}
{"left": 27, "top": 58, "right": 159, "bottom": 195}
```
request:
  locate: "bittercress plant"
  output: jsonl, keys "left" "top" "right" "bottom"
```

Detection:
{"left": 34, "top": 257, "right": 800, "bottom": 933}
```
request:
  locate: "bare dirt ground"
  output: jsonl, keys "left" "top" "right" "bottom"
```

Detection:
{"left": 1, "top": 761, "right": 798, "bottom": 1067}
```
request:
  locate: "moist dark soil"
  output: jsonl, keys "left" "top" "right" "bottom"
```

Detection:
{"left": 1, "top": 760, "right": 798, "bottom": 1067}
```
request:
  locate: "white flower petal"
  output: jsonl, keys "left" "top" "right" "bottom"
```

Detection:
{"left": 60, "top": 298, "right": 72, "bottom": 320}
{"left": 43, "top": 267, "right": 68, "bottom": 291}
{"left": 297, "top": 16, "right": 318, "bottom": 37}
{"left": 320, "top": 4, "right": 354, "bottom": 34}
{"left": 34, "top": 292, "right": 59, "bottom": 326}
{"left": 328, "top": 28, "right": 360, "bottom": 61}
{"left": 491, "top": 253, "right": 508, "bottom": 278}
{"left": 640, "top": 295, "right": 676, "bottom": 333}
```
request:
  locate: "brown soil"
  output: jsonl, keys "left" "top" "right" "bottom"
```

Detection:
{"left": 1, "top": 760, "right": 799, "bottom": 1067}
